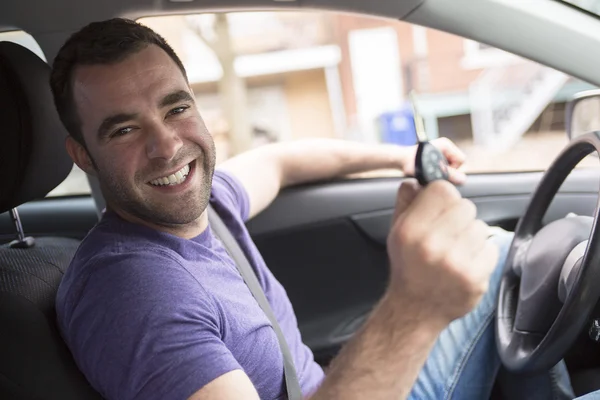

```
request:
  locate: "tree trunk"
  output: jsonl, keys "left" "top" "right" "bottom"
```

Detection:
{"left": 212, "top": 14, "right": 252, "bottom": 156}
{"left": 186, "top": 14, "right": 253, "bottom": 156}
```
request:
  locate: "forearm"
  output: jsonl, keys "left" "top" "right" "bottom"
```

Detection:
{"left": 310, "top": 293, "right": 444, "bottom": 400}
{"left": 272, "top": 138, "right": 410, "bottom": 188}
{"left": 219, "top": 138, "right": 411, "bottom": 218}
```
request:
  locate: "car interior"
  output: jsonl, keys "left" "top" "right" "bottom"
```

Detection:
{"left": 3, "top": 0, "right": 600, "bottom": 399}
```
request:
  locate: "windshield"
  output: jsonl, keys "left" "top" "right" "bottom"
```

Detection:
{"left": 46, "top": 9, "right": 600, "bottom": 197}
{"left": 561, "top": 0, "right": 600, "bottom": 16}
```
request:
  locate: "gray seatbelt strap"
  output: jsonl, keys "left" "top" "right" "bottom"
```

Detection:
{"left": 86, "top": 174, "right": 106, "bottom": 220}
{"left": 207, "top": 205, "right": 303, "bottom": 400}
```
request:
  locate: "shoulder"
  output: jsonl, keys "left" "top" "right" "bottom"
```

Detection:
{"left": 210, "top": 168, "right": 251, "bottom": 222}
{"left": 57, "top": 246, "right": 219, "bottom": 340}
{"left": 69, "top": 247, "right": 212, "bottom": 310}
{"left": 86, "top": 248, "right": 191, "bottom": 288}
{"left": 58, "top": 249, "right": 238, "bottom": 400}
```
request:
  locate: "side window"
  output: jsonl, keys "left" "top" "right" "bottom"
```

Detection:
{"left": 135, "top": 12, "right": 598, "bottom": 174}
{"left": 0, "top": 30, "right": 91, "bottom": 197}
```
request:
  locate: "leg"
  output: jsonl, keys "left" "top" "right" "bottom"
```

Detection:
{"left": 577, "top": 390, "right": 600, "bottom": 399}
{"left": 408, "top": 231, "right": 575, "bottom": 400}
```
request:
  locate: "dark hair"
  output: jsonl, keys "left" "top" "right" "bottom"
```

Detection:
{"left": 50, "top": 18, "right": 188, "bottom": 147}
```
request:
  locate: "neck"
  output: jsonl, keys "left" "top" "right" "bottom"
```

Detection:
{"left": 108, "top": 206, "right": 209, "bottom": 239}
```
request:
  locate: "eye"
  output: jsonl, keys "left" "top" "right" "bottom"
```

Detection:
{"left": 167, "top": 105, "right": 190, "bottom": 117}
{"left": 111, "top": 126, "right": 133, "bottom": 138}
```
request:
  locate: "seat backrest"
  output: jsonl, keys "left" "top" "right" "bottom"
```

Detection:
{"left": 0, "top": 41, "right": 103, "bottom": 399}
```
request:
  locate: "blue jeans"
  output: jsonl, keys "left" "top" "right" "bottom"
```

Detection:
{"left": 407, "top": 231, "right": 590, "bottom": 400}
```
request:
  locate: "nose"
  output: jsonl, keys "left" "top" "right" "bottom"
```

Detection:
{"left": 146, "top": 121, "right": 183, "bottom": 161}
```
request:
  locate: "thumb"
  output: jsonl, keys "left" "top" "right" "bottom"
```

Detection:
{"left": 392, "top": 179, "right": 421, "bottom": 226}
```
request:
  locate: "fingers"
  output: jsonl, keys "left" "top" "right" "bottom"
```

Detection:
{"left": 391, "top": 179, "right": 420, "bottom": 226}
{"left": 445, "top": 219, "right": 491, "bottom": 267}
{"left": 399, "top": 180, "right": 462, "bottom": 236}
{"left": 385, "top": 174, "right": 497, "bottom": 323}
{"left": 446, "top": 166, "right": 467, "bottom": 185}
{"left": 431, "top": 138, "right": 467, "bottom": 185}
{"left": 469, "top": 239, "right": 500, "bottom": 289}
{"left": 432, "top": 137, "right": 466, "bottom": 169}
{"left": 446, "top": 219, "right": 499, "bottom": 301}
{"left": 418, "top": 197, "right": 477, "bottom": 259}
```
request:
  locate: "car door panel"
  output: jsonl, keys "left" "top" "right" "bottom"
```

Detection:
{"left": 247, "top": 169, "right": 600, "bottom": 365}
{"left": 0, "top": 197, "right": 97, "bottom": 244}
{"left": 348, "top": 192, "right": 600, "bottom": 247}
{"left": 1, "top": 170, "right": 599, "bottom": 366}
{"left": 247, "top": 169, "right": 600, "bottom": 235}
{"left": 251, "top": 217, "right": 388, "bottom": 363}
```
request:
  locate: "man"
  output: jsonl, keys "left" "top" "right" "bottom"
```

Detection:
{"left": 51, "top": 18, "right": 576, "bottom": 400}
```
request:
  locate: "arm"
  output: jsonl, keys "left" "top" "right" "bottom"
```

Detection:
{"left": 310, "top": 294, "right": 444, "bottom": 400}
{"left": 187, "top": 370, "right": 259, "bottom": 400}
{"left": 218, "top": 137, "right": 466, "bottom": 219}
{"left": 188, "top": 180, "right": 498, "bottom": 400}
{"left": 309, "top": 180, "right": 497, "bottom": 400}
{"left": 188, "top": 295, "right": 442, "bottom": 400}
{"left": 218, "top": 138, "right": 407, "bottom": 219}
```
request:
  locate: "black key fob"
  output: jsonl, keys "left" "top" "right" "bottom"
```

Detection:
{"left": 415, "top": 141, "right": 450, "bottom": 186}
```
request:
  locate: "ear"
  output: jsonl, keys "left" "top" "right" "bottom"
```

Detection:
{"left": 65, "top": 136, "right": 96, "bottom": 176}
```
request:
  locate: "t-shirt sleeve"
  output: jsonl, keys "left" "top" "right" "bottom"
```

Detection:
{"left": 66, "top": 251, "right": 241, "bottom": 400}
{"left": 210, "top": 169, "right": 251, "bottom": 222}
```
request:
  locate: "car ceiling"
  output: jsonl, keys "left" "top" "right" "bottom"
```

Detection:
{"left": 1, "top": 0, "right": 600, "bottom": 92}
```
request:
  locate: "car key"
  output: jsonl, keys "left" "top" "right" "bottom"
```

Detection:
{"left": 408, "top": 91, "right": 450, "bottom": 186}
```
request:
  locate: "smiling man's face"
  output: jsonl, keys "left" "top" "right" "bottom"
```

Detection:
{"left": 70, "top": 44, "right": 216, "bottom": 232}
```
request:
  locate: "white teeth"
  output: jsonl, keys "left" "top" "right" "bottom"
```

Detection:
{"left": 149, "top": 163, "right": 191, "bottom": 187}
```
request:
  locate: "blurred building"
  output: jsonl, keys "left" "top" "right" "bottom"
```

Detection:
{"left": 141, "top": 11, "right": 597, "bottom": 157}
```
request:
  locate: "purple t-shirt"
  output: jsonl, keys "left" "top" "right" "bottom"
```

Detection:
{"left": 56, "top": 169, "right": 325, "bottom": 400}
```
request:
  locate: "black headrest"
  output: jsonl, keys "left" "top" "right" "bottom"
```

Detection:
{"left": 0, "top": 41, "right": 73, "bottom": 214}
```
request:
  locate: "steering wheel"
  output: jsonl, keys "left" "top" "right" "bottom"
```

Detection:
{"left": 496, "top": 131, "right": 600, "bottom": 373}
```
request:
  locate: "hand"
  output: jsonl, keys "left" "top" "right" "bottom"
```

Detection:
{"left": 401, "top": 137, "right": 467, "bottom": 185}
{"left": 385, "top": 179, "right": 499, "bottom": 326}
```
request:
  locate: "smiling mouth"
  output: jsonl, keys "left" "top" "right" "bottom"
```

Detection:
{"left": 148, "top": 163, "right": 191, "bottom": 186}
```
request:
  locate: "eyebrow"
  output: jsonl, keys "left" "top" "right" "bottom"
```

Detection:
{"left": 95, "top": 90, "right": 194, "bottom": 141}
{"left": 158, "top": 90, "right": 194, "bottom": 109}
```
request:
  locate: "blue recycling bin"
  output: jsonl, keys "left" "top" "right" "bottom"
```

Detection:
{"left": 378, "top": 103, "right": 417, "bottom": 146}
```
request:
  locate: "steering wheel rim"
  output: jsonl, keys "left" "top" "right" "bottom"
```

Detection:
{"left": 496, "top": 131, "right": 600, "bottom": 373}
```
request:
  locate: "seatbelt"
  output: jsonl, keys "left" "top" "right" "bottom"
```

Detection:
{"left": 207, "top": 205, "right": 303, "bottom": 400}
